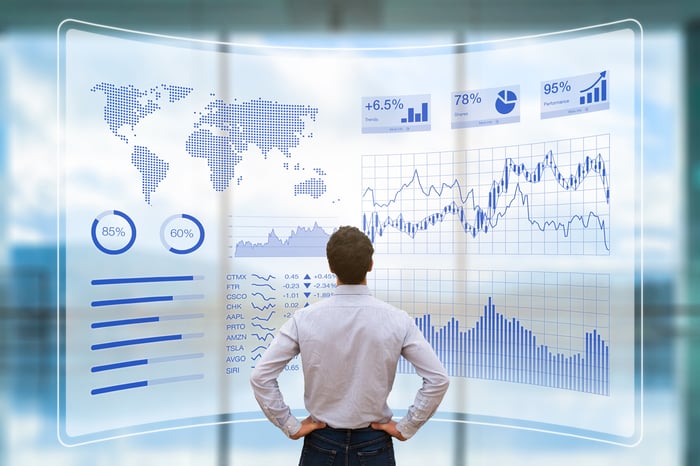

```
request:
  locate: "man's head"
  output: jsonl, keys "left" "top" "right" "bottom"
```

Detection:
{"left": 326, "top": 226, "right": 374, "bottom": 285}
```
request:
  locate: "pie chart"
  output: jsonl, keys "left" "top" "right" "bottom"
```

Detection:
{"left": 495, "top": 89, "right": 517, "bottom": 114}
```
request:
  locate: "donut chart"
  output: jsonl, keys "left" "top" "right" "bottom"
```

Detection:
{"left": 160, "top": 213, "right": 205, "bottom": 254}
{"left": 90, "top": 210, "right": 137, "bottom": 255}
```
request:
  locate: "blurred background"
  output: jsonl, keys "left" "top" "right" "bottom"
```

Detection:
{"left": 0, "top": 0, "right": 698, "bottom": 464}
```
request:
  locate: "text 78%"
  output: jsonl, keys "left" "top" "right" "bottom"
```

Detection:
{"left": 454, "top": 92, "right": 481, "bottom": 105}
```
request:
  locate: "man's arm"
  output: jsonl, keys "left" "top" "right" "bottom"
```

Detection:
{"left": 395, "top": 324, "right": 450, "bottom": 439}
{"left": 249, "top": 322, "right": 303, "bottom": 438}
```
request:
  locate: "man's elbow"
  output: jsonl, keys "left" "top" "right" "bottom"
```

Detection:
{"left": 435, "top": 372, "right": 450, "bottom": 396}
{"left": 249, "top": 367, "right": 265, "bottom": 390}
{"left": 249, "top": 366, "right": 277, "bottom": 391}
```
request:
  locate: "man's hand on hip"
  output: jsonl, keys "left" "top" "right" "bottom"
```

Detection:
{"left": 290, "top": 416, "right": 327, "bottom": 440}
{"left": 370, "top": 420, "right": 407, "bottom": 441}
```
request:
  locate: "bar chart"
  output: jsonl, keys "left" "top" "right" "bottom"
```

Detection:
{"left": 579, "top": 71, "right": 608, "bottom": 105}
{"left": 400, "top": 102, "right": 429, "bottom": 123}
{"left": 372, "top": 268, "right": 610, "bottom": 395}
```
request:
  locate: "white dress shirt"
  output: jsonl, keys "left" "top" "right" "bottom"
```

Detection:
{"left": 250, "top": 284, "right": 450, "bottom": 439}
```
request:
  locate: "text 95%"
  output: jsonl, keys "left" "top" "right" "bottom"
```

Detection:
{"left": 543, "top": 80, "right": 571, "bottom": 94}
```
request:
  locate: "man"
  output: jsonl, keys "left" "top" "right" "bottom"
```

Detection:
{"left": 250, "top": 225, "right": 449, "bottom": 465}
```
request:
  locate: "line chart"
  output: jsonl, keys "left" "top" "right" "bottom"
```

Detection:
{"left": 362, "top": 134, "right": 610, "bottom": 255}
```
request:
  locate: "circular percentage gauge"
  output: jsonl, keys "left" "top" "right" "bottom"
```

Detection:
{"left": 91, "top": 210, "right": 137, "bottom": 255}
{"left": 160, "top": 213, "right": 205, "bottom": 254}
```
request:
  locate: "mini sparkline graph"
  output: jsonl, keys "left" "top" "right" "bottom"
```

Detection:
{"left": 362, "top": 134, "right": 610, "bottom": 255}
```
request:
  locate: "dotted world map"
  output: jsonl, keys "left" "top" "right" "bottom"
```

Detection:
{"left": 92, "top": 82, "right": 324, "bottom": 204}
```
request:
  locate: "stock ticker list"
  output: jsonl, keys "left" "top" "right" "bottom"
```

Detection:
{"left": 224, "top": 271, "right": 336, "bottom": 376}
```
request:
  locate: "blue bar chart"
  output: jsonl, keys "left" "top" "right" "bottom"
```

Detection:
{"left": 405, "top": 297, "right": 609, "bottom": 395}
{"left": 541, "top": 70, "right": 610, "bottom": 118}
{"left": 373, "top": 269, "right": 610, "bottom": 395}
{"left": 401, "top": 102, "right": 429, "bottom": 123}
{"left": 361, "top": 94, "right": 431, "bottom": 133}
{"left": 579, "top": 71, "right": 608, "bottom": 105}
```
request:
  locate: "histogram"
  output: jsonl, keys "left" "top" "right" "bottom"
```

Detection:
{"left": 374, "top": 269, "right": 610, "bottom": 395}
{"left": 401, "top": 297, "right": 609, "bottom": 395}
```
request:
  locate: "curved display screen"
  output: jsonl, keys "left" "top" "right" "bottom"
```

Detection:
{"left": 58, "top": 19, "right": 642, "bottom": 446}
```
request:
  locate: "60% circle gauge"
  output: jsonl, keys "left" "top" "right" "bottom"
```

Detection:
{"left": 160, "top": 214, "right": 205, "bottom": 254}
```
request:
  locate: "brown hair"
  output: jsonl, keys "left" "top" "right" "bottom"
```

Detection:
{"left": 326, "top": 226, "right": 374, "bottom": 284}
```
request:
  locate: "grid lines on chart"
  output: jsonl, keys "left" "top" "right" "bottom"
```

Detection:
{"left": 361, "top": 134, "right": 611, "bottom": 256}
{"left": 370, "top": 269, "right": 611, "bottom": 395}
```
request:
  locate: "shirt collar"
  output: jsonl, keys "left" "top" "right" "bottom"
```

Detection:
{"left": 334, "top": 284, "right": 371, "bottom": 295}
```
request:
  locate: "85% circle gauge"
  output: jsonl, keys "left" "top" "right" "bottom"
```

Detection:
{"left": 90, "top": 210, "right": 137, "bottom": 255}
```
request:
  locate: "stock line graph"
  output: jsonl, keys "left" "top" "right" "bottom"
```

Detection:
{"left": 233, "top": 223, "right": 331, "bottom": 258}
{"left": 362, "top": 135, "right": 610, "bottom": 255}
{"left": 372, "top": 269, "right": 610, "bottom": 395}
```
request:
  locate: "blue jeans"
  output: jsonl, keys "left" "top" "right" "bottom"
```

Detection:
{"left": 299, "top": 426, "right": 395, "bottom": 466}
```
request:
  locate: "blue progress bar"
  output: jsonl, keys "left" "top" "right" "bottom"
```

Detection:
{"left": 92, "top": 317, "right": 159, "bottom": 328}
{"left": 90, "top": 333, "right": 203, "bottom": 351}
{"left": 91, "top": 294, "right": 204, "bottom": 307}
{"left": 91, "top": 313, "right": 205, "bottom": 328}
{"left": 91, "top": 359, "right": 147, "bottom": 372}
{"left": 92, "top": 295, "right": 173, "bottom": 307}
{"left": 91, "top": 334, "right": 182, "bottom": 350}
{"left": 91, "top": 374, "right": 204, "bottom": 395}
{"left": 91, "top": 275, "right": 203, "bottom": 285}
{"left": 91, "top": 352, "right": 204, "bottom": 372}
{"left": 91, "top": 381, "right": 147, "bottom": 395}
